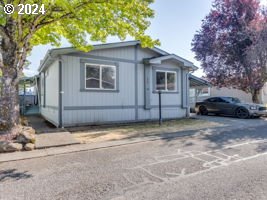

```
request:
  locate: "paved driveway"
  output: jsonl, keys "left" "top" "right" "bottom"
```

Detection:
{"left": 193, "top": 114, "right": 267, "bottom": 129}
{"left": 1, "top": 116, "right": 267, "bottom": 200}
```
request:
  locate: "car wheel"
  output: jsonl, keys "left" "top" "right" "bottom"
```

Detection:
{"left": 235, "top": 107, "right": 250, "bottom": 119}
{"left": 199, "top": 106, "right": 208, "bottom": 115}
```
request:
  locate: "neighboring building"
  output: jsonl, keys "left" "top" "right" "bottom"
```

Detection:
{"left": 19, "top": 76, "right": 40, "bottom": 115}
{"left": 190, "top": 86, "right": 253, "bottom": 105}
{"left": 38, "top": 41, "right": 198, "bottom": 127}
{"left": 189, "top": 74, "right": 267, "bottom": 109}
{"left": 260, "top": 83, "right": 267, "bottom": 104}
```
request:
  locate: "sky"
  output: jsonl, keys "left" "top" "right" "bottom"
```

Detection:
{"left": 24, "top": 0, "right": 267, "bottom": 78}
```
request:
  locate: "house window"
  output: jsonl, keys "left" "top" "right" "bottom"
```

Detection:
{"left": 85, "top": 63, "right": 116, "bottom": 90}
{"left": 156, "top": 70, "right": 177, "bottom": 91}
{"left": 198, "top": 87, "right": 210, "bottom": 97}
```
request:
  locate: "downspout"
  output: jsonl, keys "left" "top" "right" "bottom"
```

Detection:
{"left": 43, "top": 72, "right": 46, "bottom": 108}
{"left": 58, "top": 59, "right": 63, "bottom": 128}
{"left": 186, "top": 72, "right": 190, "bottom": 118}
{"left": 34, "top": 76, "right": 40, "bottom": 107}
{"left": 186, "top": 69, "right": 197, "bottom": 117}
{"left": 134, "top": 44, "right": 138, "bottom": 120}
{"left": 23, "top": 80, "right": 26, "bottom": 115}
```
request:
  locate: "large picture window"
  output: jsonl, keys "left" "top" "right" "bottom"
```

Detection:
{"left": 156, "top": 70, "right": 177, "bottom": 91}
{"left": 85, "top": 64, "right": 116, "bottom": 90}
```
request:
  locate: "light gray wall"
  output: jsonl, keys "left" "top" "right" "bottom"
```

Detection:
{"left": 60, "top": 46, "right": 188, "bottom": 126}
{"left": 137, "top": 52, "right": 186, "bottom": 121}
{"left": 89, "top": 46, "right": 135, "bottom": 60}
{"left": 210, "top": 87, "right": 252, "bottom": 103}
{"left": 261, "top": 83, "right": 267, "bottom": 104}
{"left": 61, "top": 55, "right": 135, "bottom": 106}
{"left": 190, "top": 86, "right": 253, "bottom": 110}
{"left": 150, "top": 62, "right": 182, "bottom": 106}
{"left": 40, "top": 60, "right": 59, "bottom": 126}
{"left": 61, "top": 50, "right": 136, "bottom": 126}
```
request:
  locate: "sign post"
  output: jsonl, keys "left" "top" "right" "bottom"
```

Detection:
{"left": 158, "top": 90, "right": 162, "bottom": 125}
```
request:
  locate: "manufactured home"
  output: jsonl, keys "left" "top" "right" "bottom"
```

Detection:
{"left": 37, "top": 41, "right": 198, "bottom": 127}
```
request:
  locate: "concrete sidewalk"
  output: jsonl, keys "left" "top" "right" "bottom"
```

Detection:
{"left": 35, "top": 132, "right": 80, "bottom": 149}
{"left": 0, "top": 129, "right": 203, "bottom": 163}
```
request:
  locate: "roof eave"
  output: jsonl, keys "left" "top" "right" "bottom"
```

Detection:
{"left": 189, "top": 74, "right": 212, "bottom": 87}
{"left": 37, "top": 41, "right": 192, "bottom": 72}
{"left": 148, "top": 54, "right": 198, "bottom": 71}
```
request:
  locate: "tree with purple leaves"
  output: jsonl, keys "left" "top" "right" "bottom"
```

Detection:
{"left": 192, "top": 0, "right": 267, "bottom": 103}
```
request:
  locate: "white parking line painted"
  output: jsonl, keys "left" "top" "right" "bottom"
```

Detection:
{"left": 127, "top": 138, "right": 267, "bottom": 176}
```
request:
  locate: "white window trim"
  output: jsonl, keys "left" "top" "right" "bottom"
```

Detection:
{"left": 85, "top": 63, "right": 117, "bottom": 90}
{"left": 198, "top": 87, "right": 211, "bottom": 97}
{"left": 155, "top": 70, "right": 177, "bottom": 92}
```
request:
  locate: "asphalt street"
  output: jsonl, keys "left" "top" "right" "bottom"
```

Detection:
{"left": 1, "top": 117, "right": 267, "bottom": 200}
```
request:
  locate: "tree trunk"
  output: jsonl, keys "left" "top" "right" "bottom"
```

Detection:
{"left": 0, "top": 18, "right": 28, "bottom": 135}
{"left": 0, "top": 44, "right": 22, "bottom": 135}
{"left": 252, "top": 89, "right": 261, "bottom": 104}
{"left": 0, "top": 72, "right": 20, "bottom": 134}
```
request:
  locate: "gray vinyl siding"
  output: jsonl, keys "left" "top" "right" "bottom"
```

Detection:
{"left": 62, "top": 55, "right": 135, "bottom": 107}
{"left": 138, "top": 107, "right": 186, "bottom": 121}
{"left": 58, "top": 46, "right": 188, "bottom": 126}
{"left": 61, "top": 53, "right": 136, "bottom": 126}
{"left": 40, "top": 60, "right": 59, "bottom": 126}
{"left": 88, "top": 46, "right": 135, "bottom": 60}
{"left": 63, "top": 109, "right": 135, "bottom": 126}
{"left": 137, "top": 47, "right": 162, "bottom": 60}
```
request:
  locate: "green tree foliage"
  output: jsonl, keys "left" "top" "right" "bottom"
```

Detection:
{"left": 0, "top": 0, "right": 159, "bottom": 51}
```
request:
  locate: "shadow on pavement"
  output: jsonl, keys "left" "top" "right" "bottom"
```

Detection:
{"left": 181, "top": 125, "right": 267, "bottom": 153}
{"left": 0, "top": 169, "right": 32, "bottom": 182}
{"left": 112, "top": 119, "right": 267, "bottom": 153}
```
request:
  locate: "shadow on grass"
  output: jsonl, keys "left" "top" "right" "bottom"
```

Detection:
{"left": 0, "top": 169, "right": 32, "bottom": 183}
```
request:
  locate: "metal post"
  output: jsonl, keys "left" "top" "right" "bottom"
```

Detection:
{"left": 158, "top": 90, "right": 162, "bottom": 125}
{"left": 23, "top": 80, "right": 26, "bottom": 115}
